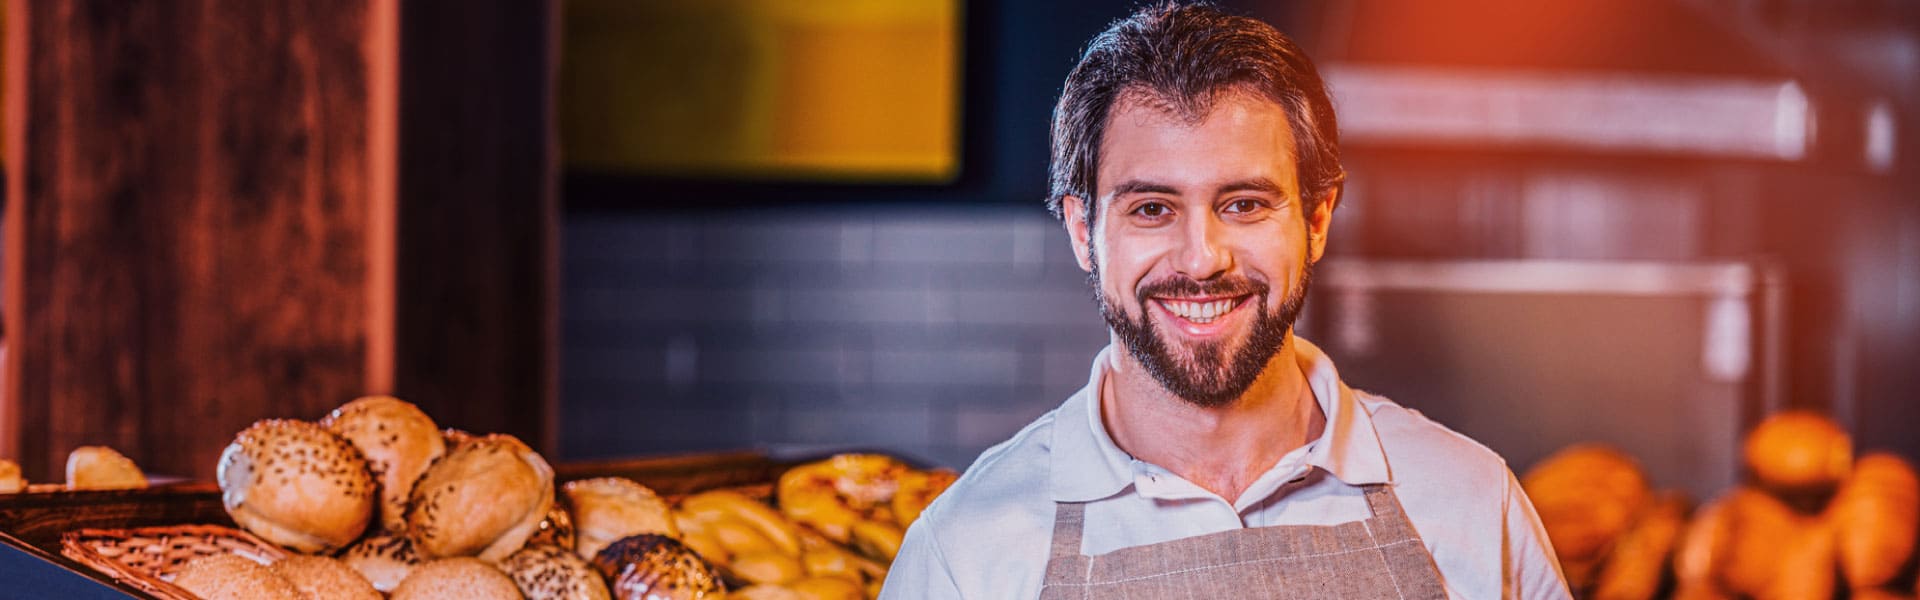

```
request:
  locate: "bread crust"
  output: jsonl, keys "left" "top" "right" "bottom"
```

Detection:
{"left": 407, "top": 433, "right": 555, "bottom": 562}
{"left": 322, "top": 395, "right": 447, "bottom": 533}
{"left": 218, "top": 419, "right": 376, "bottom": 553}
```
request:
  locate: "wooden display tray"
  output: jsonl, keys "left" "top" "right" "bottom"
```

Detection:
{"left": 0, "top": 449, "right": 831, "bottom": 599}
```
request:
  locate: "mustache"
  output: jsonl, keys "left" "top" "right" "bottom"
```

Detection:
{"left": 1134, "top": 275, "right": 1269, "bottom": 303}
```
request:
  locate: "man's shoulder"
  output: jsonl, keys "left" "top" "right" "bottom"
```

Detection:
{"left": 1351, "top": 388, "right": 1513, "bottom": 486}
{"left": 919, "top": 407, "right": 1061, "bottom": 532}
{"left": 897, "top": 407, "right": 1062, "bottom": 597}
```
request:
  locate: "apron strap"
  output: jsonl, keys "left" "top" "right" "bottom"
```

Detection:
{"left": 1361, "top": 482, "right": 1404, "bottom": 519}
{"left": 1048, "top": 501, "right": 1087, "bottom": 560}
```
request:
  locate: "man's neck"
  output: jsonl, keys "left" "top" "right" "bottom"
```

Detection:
{"left": 1099, "top": 335, "right": 1327, "bottom": 505}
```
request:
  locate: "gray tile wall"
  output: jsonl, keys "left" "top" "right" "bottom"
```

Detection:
{"left": 560, "top": 207, "right": 1112, "bottom": 468}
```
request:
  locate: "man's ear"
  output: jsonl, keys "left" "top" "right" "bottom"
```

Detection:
{"left": 1062, "top": 195, "right": 1095, "bottom": 273}
{"left": 1306, "top": 187, "right": 1340, "bottom": 264}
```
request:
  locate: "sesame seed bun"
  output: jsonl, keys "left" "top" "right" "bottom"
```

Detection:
{"left": 170, "top": 554, "right": 303, "bottom": 600}
{"left": 407, "top": 433, "right": 554, "bottom": 562}
{"left": 341, "top": 532, "right": 425, "bottom": 593}
{"left": 218, "top": 419, "right": 376, "bottom": 553}
{"left": 502, "top": 544, "right": 612, "bottom": 600}
{"left": 271, "top": 555, "right": 381, "bottom": 600}
{"left": 391, "top": 557, "right": 525, "bottom": 600}
{"left": 321, "top": 395, "right": 447, "bottom": 533}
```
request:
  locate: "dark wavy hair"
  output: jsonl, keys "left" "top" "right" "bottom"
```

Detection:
{"left": 1047, "top": 2, "right": 1344, "bottom": 224}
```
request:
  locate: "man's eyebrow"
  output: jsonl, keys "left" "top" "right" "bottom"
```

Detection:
{"left": 1109, "top": 180, "right": 1179, "bottom": 197}
{"left": 1216, "top": 178, "right": 1285, "bottom": 195}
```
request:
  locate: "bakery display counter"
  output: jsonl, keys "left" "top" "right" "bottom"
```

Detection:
{"left": 0, "top": 449, "right": 898, "bottom": 599}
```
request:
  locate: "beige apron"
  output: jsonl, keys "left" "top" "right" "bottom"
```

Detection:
{"left": 1038, "top": 483, "right": 1449, "bottom": 599}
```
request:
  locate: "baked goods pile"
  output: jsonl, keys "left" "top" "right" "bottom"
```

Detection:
{"left": 185, "top": 395, "right": 953, "bottom": 599}
{"left": 1526, "top": 411, "right": 1920, "bottom": 600}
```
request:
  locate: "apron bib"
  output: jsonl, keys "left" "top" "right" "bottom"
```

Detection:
{"left": 1038, "top": 483, "right": 1448, "bottom": 599}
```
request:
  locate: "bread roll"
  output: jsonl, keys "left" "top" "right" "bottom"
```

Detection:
{"left": 171, "top": 554, "right": 303, "bottom": 600}
{"left": 564, "top": 477, "right": 679, "bottom": 560}
{"left": 502, "top": 544, "right": 612, "bottom": 600}
{"left": 271, "top": 555, "right": 381, "bottom": 600}
{"left": 591, "top": 534, "right": 726, "bottom": 600}
{"left": 66, "top": 446, "right": 147, "bottom": 490}
{"left": 218, "top": 419, "right": 376, "bottom": 553}
{"left": 0, "top": 459, "right": 24, "bottom": 493}
{"left": 1592, "top": 492, "right": 1689, "bottom": 600}
{"left": 1719, "top": 487, "right": 1824, "bottom": 598}
{"left": 527, "top": 504, "right": 578, "bottom": 550}
{"left": 1757, "top": 519, "right": 1835, "bottom": 600}
{"left": 1830, "top": 453, "right": 1920, "bottom": 588}
{"left": 342, "top": 533, "right": 424, "bottom": 593}
{"left": 392, "top": 557, "right": 524, "bottom": 600}
{"left": 1672, "top": 494, "right": 1733, "bottom": 594}
{"left": 1744, "top": 411, "right": 1852, "bottom": 495}
{"left": 1521, "top": 444, "right": 1650, "bottom": 582}
{"left": 407, "top": 433, "right": 554, "bottom": 562}
{"left": 321, "top": 395, "right": 447, "bottom": 533}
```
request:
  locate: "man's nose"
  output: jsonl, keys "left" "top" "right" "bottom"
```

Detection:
{"left": 1173, "top": 213, "right": 1232, "bottom": 280}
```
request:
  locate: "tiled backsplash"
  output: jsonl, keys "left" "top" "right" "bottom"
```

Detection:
{"left": 560, "top": 207, "right": 1112, "bottom": 468}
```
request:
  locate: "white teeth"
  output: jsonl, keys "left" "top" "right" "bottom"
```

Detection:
{"left": 1162, "top": 298, "right": 1236, "bottom": 323}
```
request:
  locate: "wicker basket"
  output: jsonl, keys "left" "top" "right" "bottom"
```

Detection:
{"left": 61, "top": 524, "right": 289, "bottom": 600}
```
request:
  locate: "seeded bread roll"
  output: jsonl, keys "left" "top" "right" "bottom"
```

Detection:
{"left": 271, "top": 555, "right": 382, "bottom": 600}
{"left": 527, "top": 503, "right": 578, "bottom": 550}
{"left": 564, "top": 477, "right": 680, "bottom": 560}
{"left": 392, "top": 557, "right": 524, "bottom": 600}
{"left": 342, "top": 532, "right": 425, "bottom": 592}
{"left": 0, "top": 459, "right": 23, "bottom": 494}
{"left": 321, "top": 395, "right": 447, "bottom": 533}
{"left": 592, "top": 534, "right": 725, "bottom": 600}
{"left": 218, "top": 419, "right": 376, "bottom": 553}
{"left": 503, "top": 544, "right": 612, "bottom": 600}
{"left": 66, "top": 446, "right": 147, "bottom": 490}
{"left": 171, "top": 554, "right": 304, "bottom": 600}
{"left": 408, "top": 433, "right": 554, "bottom": 562}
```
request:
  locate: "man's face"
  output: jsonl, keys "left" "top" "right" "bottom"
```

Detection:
{"left": 1064, "top": 91, "right": 1336, "bottom": 407}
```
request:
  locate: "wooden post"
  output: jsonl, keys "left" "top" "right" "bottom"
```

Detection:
{"left": 2, "top": 0, "right": 555, "bottom": 481}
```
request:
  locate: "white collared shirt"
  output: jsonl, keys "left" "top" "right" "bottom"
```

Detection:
{"left": 881, "top": 337, "right": 1571, "bottom": 599}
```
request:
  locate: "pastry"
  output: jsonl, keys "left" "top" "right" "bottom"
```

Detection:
{"left": 0, "top": 459, "right": 24, "bottom": 493}
{"left": 564, "top": 477, "right": 679, "bottom": 560}
{"left": 66, "top": 446, "right": 147, "bottom": 490}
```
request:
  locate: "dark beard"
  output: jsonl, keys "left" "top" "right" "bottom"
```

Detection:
{"left": 1092, "top": 261, "right": 1311, "bottom": 408}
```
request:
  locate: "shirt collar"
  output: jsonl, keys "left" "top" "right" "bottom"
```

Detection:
{"left": 1048, "top": 336, "right": 1391, "bottom": 503}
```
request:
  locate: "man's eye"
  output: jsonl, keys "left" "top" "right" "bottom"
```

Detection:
{"left": 1133, "top": 203, "right": 1170, "bottom": 218}
{"left": 1224, "top": 199, "right": 1264, "bottom": 214}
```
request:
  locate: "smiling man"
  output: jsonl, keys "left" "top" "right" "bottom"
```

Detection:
{"left": 881, "top": 3, "right": 1570, "bottom": 599}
